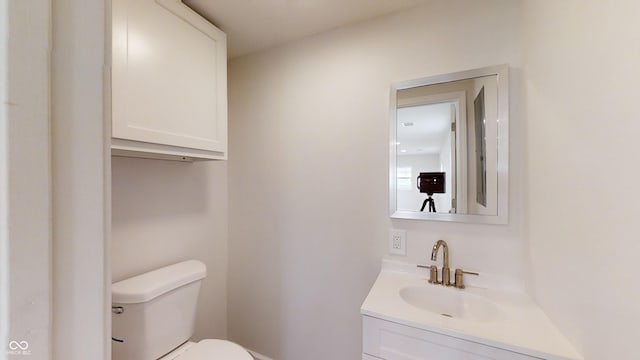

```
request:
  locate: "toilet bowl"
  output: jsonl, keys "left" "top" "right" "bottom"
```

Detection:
{"left": 111, "top": 260, "right": 253, "bottom": 360}
{"left": 159, "top": 340, "right": 252, "bottom": 360}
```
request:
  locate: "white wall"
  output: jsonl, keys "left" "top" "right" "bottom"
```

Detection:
{"left": 227, "top": 1, "right": 524, "bottom": 358}
{"left": 523, "top": 1, "right": 640, "bottom": 359}
{"left": 6, "top": 1, "right": 52, "bottom": 359}
{"left": 0, "top": 0, "right": 7, "bottom": 356}
{"left": 111, "top": 157, "right": 229, "bottom": 341}
{"left": 51, "top": 0, "right": 109, "bottom": 359}
{"left": 4, "top": 3, "right": 110, "bottom": 359}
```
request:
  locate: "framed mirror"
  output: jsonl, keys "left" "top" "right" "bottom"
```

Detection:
{"left": 389, "top": 65, "right": 508, "bottom": 224}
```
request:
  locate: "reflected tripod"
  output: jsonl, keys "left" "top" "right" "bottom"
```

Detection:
{"left": 420, "top": 193, "right": 436, "bottom": 213}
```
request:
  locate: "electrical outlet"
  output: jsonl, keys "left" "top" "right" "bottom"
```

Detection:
{"left": 389, "top": 229, "right": 406, "bottom": 256}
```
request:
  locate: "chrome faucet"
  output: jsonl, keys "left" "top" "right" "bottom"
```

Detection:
{"left": 431, "top": 240, "right": 451, "bottom": 286}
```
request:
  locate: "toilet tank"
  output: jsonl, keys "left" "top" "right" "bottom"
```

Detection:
{"left": 112, "top": 260, "right": 207, "bottom": 360}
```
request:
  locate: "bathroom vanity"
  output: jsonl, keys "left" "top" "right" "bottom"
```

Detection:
{"left": 361, "top": 262, "right": 583, "bottom": 360}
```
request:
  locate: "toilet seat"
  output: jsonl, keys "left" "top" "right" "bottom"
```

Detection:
{"left": 160, "top": 340, "right": 253, "bottom": 360}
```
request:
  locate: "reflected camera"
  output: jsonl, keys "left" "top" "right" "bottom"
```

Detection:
{"left": 417, "top": 172, "right": 446, "bottom": 195}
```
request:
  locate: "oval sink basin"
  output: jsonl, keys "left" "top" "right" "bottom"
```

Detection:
{"left": 399, "top": 286, "right": 505, "bottom": 322}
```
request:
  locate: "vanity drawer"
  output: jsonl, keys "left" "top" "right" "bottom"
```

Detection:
{"left": 363, "top": 316, "right": 542, "bottom": 360}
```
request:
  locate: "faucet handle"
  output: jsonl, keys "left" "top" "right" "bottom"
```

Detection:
{"left": 454, "top": 268, "right": 479, "bottom": 289}
{"left": 417, "top": 264, "right": 439, "bottom": 284}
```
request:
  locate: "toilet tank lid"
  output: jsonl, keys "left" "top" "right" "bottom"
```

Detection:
{"left": 112, "top": 260, "right": 207, "bottom": 304}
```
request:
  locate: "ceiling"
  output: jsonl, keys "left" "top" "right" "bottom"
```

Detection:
{"left": 183, "top": 0, "right": 427, "bottom": 58}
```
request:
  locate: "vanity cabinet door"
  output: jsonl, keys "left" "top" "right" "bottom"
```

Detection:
{"left": 363, "top": 316, "right": 541, "bottom": 360}
{"left": 111, "top": 0, "right": 227, "bottom": 160}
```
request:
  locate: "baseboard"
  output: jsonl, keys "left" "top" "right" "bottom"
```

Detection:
{"left": 247, "top": 349, "right": 275, "bottom": 360}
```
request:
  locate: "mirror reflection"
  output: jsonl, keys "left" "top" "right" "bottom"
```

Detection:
{"left": 390, "top": 65, "right": 508, "bottom": 224}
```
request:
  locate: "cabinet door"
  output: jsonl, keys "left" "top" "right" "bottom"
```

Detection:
{"left": 112, "top": 0, "right": 227, "bottom": 154}
{"left": 363, "top": 316, "right": 541, "bottom": 360}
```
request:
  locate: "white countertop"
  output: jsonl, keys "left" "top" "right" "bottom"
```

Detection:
{"left": 361, "top": 262, "right": 583, "bottom": 360}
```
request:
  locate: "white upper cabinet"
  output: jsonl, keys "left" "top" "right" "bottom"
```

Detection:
{"left": 111, "top": 0, "right": 227, "bottom": 160}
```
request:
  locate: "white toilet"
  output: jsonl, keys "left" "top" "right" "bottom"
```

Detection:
{"left": 111, "top": 260, "right": 253, "bottom": 360}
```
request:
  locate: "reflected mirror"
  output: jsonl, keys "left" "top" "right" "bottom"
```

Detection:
{"left": 390, "top": 65, "right": 508, "bottom": 224}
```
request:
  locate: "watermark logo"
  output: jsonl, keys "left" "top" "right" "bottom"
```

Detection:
{"left": 8, "top": 340, "right": 31, "bottom": 356}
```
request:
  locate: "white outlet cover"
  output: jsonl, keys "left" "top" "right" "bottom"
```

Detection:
{"left": 389, "top": 229, "right": 406, "bottom": 256}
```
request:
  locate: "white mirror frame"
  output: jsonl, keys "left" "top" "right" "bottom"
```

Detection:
{"left": 390, "top": 65, "right": 509, "bottom": 224}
